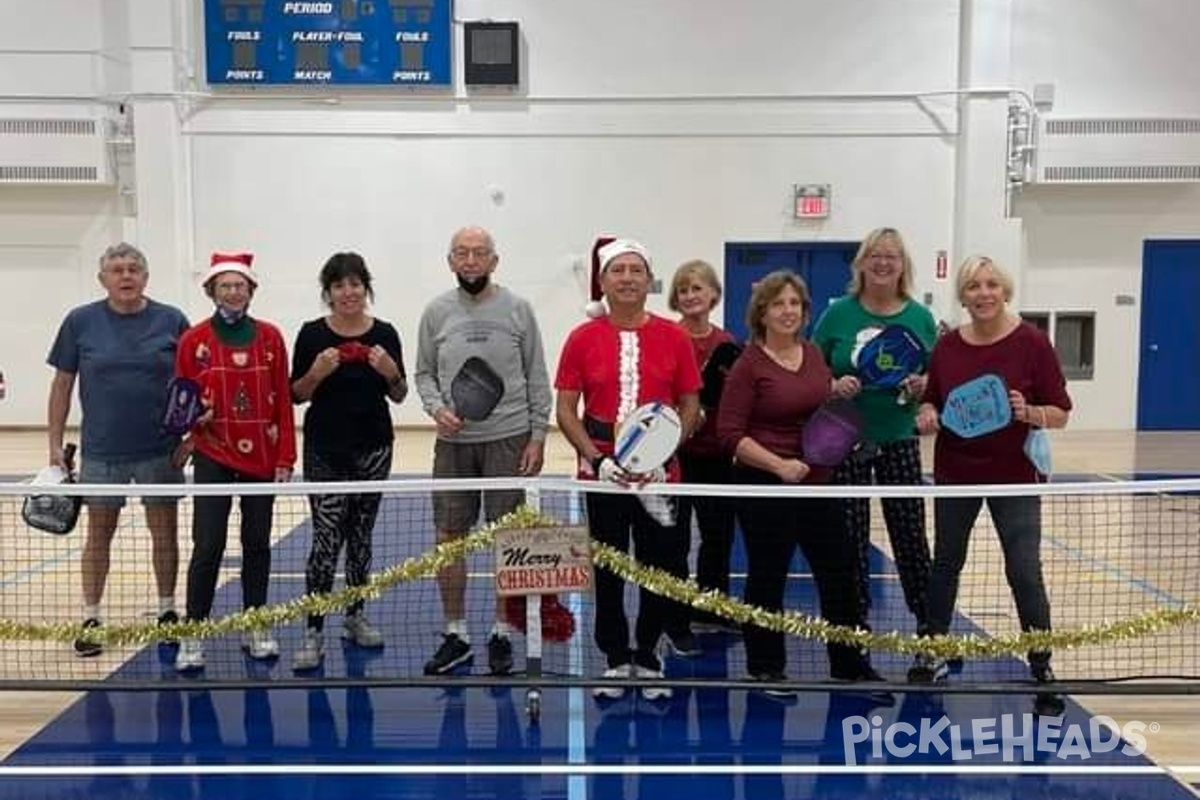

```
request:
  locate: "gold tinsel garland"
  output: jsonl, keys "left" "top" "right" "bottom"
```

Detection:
{"left": 5, "top": 504, "right": 1197, "bottom": 658}
{"left": 0, "top": 505, "right": 554, "bottom": 648}
{"left": 588, "top": 543, "right": 1200, "bottom": 657}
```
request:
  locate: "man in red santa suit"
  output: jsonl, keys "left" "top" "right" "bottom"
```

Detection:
{"left": 555, "top": 237, "right": 701, "bottom": 702}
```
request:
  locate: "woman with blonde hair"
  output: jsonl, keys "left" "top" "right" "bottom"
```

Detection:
{"left": 812, "top": 227, "right": 937, "bottom": 642}
{"left": 668, "top": 259, "right": 738, "bottom": 640}
{"left": 912, "top": 255, "right": 1071, "bottom": 714}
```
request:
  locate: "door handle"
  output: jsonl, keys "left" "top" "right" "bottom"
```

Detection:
{"left": 1148, "top": 343, "right": 1159, "bottom": 352}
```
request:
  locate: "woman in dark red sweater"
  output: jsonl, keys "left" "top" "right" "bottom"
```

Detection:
{"left": 910, "top": 255, "right": 1071, "bottom": 706}
{"left": 669, "top": 259, "right": 738, "bottom": 640}
{"left": 717, "top": 271, "right": 879, "bottom": 693}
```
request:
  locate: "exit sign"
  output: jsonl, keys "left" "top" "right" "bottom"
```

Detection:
{"left": 794, "top": 184, "right": 831, "bottom": 219}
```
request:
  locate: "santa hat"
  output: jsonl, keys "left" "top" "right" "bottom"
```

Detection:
{"left": 585, "top": 236, "right": 652, "bottom": 318}
{"left": 201, "top": 251, "right": 258, "bottom": 289}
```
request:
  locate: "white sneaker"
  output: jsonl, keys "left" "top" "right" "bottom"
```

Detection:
{"left": 593, "top": 664, "right": 633, "bottom": 699}
{"left": 175, "top": 638, "right": 205, "bottom": 672}
{"left": 292, "top": 628, "right": 324, "bottom": 672}
{"left": 635, "top": 665, "right": 673, "bottom": 701}
{"left": 342, "top": 613, "right": 384, "bottom": 648}
{"left": 242, "top": 629, "right": 280, "bottom": 660}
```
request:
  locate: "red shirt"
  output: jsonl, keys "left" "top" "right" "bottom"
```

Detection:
{"left": 922, "top": 322, "right": 1071, "bottom": 484}
{"left": 680, "top": 324, "right": 736, "bottom": 458}
{"left": 556, "top": 313, "right": 701, "bottom": 477}
{"left": 176, "top": 318, "right": 297, "bottom": 480}
{"left": 716, "top": 340, "right": 833, "bottom": 484}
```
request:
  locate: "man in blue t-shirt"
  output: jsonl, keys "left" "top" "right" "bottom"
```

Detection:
{"left": 46, "top": 242, "right": 190, "bottom": 657}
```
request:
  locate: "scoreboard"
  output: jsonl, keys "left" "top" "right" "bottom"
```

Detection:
{"left": 205, "top": 0, "right": 453, "bottom": 86}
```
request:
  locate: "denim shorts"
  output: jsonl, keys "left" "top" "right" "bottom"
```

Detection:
{"left": 79, "top": 453, "right": 183, "bottom": 508}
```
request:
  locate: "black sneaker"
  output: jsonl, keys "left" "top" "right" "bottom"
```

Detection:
{"left": 157, "top": 610, "right": 180, "bottom": 645}
{"left": 907, "top": 654, "right": 950, "bottom": 683}
{"left": 664, "top": 630, "right": 702, "bottom": 658}
{"left": 1031, "top": 663, "right": 1065, "bottom": 717}
{"left": 487, "top": 634, "right": 514, "bottom": 676}
{"left": 74, "top": 618, "right": 102, "bottom": 658}
{"left": 423, "top": 633, "right": 473, "bottom": 675}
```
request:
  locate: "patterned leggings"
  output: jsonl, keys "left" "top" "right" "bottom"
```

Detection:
{"left": 833, "top": 438, "right": 931, "bottom": 632}
{"left": 304, "top": 442, "right": 393, "bottom": 631}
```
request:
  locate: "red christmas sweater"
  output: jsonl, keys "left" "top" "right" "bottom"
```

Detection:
{"left": 176, "top": 317, "right": 296, "bottom": 479}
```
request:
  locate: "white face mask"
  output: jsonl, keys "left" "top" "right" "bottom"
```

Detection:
{"left": 1024, "top": 428, "right": 1052, "bottom": 477}
{"left": 216, "top": 302, "right": 248, "bottom": 324}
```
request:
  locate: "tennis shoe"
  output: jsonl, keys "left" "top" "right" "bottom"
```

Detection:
{"left": 175, "top": 638, "right": 205, "bottom": 672}
{"left": 293, "top": 629, "right": 324, "bottom": 672}
{"left": 342, "top": 613, "right": 384, "bottom": 648}
{"left": 424, "top": 633, "right": 473, "bottom": 675}
{"left": 242, "top": 629, "right": 280, "bottom": 660}
{"left": 73, "top": 618, "right": 102, "bottom": 658}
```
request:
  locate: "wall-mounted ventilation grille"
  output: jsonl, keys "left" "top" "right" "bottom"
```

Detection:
{"left": 0, "top": 116, "right": 111, "bottom": 185}
{"left": 1032, "top": 116, "right": 1200, "bottom": 184}
{"left": 1046, "top": 118, "right": 1200, "bottom": 136}
{"left": 0, "top": 119, "right": 96, "bottom": 136}
{"left": 0, "top": 165, "right": 99, "bottom": 182}
{"left": 1043, "top": 165, "right": 1200, "bottom": 183}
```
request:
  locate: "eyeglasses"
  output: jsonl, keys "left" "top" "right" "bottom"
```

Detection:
{"left": 450, "top": 247, "right": 493, "bottom": 261}
{"left": 868, "top": 253, "right": 902, "bottom": 262}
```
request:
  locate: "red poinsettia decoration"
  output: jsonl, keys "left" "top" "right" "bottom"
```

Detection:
{"left": 502, "top": 594, "right": 576, "bottom": 643}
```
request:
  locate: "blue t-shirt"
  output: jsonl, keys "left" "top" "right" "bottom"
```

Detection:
{"left": 47, "top": 299, "right": 190, "bottom": 461}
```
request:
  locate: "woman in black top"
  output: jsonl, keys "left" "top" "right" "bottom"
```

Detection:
{"left": 290, "top": 252, "right": 407, "bottom": 671}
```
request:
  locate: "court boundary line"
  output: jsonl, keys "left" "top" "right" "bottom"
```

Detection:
{"left": 566, "top": 489, "right": 586, "bottom": 800}
{"left": 0, "top": 764, "right": 1195, "bottom": 776}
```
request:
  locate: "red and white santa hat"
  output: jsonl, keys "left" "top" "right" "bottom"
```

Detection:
{"left": 585, "top": 236, "right": 652, "bottom": 318}
{"left": 201, "top": 251, "right": 258, "bottom": 289}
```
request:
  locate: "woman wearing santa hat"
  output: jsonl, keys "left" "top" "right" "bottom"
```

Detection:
{"left": 555, "top": 237, "right": 702, "bottom": 702}
{"left": 172, "top": 251, "right": 297, "bottom": 672}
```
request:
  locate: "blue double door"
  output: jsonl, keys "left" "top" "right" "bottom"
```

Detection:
{"left": 1137, "top": 240, "right": 1200, "bottom": 430}
{"left": 722, "top": 241, "right": 857, "bottom": 343}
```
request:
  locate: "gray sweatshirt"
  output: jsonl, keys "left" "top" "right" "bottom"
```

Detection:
{"left": 415, "top": 285, "right": 552, "bottom": 443}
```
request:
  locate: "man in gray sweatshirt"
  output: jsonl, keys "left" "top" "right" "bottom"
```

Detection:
{"left": 416, "top": 226, "right": 553, "bottom": 676}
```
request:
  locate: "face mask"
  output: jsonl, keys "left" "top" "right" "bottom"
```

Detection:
{"left": 1024, "top": 428, "right": 1052, "bottom": 477}
{"left": 457, "top": 273, "right": 490, "bottom": 295}
{"left": 216, "top": 303, "right": 248, "bottom": 324}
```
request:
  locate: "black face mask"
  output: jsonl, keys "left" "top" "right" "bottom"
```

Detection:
{"left": 457, "top": 273, "right": 490, "bottom": 295}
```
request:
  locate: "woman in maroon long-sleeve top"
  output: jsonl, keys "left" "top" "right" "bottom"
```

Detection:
{"left": 716, "top": 271, "right": 880, "bottom": 693}
{"left": 909, "top": 255, "right": 1071, "bottom": 708}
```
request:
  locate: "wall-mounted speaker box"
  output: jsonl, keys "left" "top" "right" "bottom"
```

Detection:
{"left": 464, "top": 21, "right": 519, "bottom": 87}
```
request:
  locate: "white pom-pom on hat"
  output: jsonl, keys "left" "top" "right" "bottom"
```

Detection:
{"left": 585, "top": 236, "right": 652, "bottom": 318}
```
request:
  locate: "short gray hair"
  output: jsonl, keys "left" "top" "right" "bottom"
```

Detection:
{"left": 98, "top": 242, "right": 148, "bottom": 272}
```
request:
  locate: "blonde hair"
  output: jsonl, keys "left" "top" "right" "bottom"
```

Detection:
{"left": 955, "top": 255, "right": 1014, "bottom": 303}
{"left": 668, "top": 259, "right": 723, "bottom": 312}
{"left": 746, "top": 270, "right": 811, "bottom": 342}
{"left": 848, "top": 227, "right": 914, "bottom": 298}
